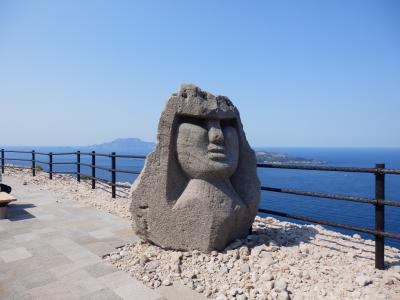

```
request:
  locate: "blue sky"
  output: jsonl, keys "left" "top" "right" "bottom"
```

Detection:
{"left": 1, "top": 0, "right": 399, "bottom": 147}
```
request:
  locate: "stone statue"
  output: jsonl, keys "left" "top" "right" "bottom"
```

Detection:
{"left": 130, "top": 84, "right": 260, "bottom": 252}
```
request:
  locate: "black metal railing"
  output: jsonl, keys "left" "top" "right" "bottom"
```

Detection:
{"left": 0, "top": 149, "right": 145, "bottom": 198}
{"left": 257, "top": 162, "right": 400, "bottom": 270}
{"left": 1, "top": 148, "right": 399, "bottom": 270}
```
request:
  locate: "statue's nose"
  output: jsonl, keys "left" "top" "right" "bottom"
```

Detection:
{"left": 208, "top": 120, "right": 224, "bottom": 145}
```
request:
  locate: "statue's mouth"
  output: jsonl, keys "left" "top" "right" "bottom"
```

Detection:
{"left": 207, "top": 144, "right": 226, "bottom": 161}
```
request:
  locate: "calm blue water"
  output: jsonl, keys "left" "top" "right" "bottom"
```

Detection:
{"left": 2, "top": 147, "right": 400, "bottom": 248}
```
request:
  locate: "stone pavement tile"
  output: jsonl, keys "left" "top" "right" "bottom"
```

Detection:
{"left": 84, "top": 262, "right": 117, "bottom": 278}
{"left": 81, "top": 288, "right": 123, "bottom": 300}
{"left": 67, "top": 250, "right": 102, "bottom": 267}
{"left": 0, "top": 247, "right": 32, "bottom": 263}
{"left": 100, "top": 237, "right": 128, "bottom": 248}
{"left": 156, "top": 282, "right": 207, "bottom": 300}
{"left": 88, "top": 228, "right": 115, "bottom": 239}
{"left": 46, "top": 237, "right": 84, "bottom": 256}
{"left": 61, "top": 219, "right": 99, "bottom": 232}
{"left": 114, "top": 282, "right": 164, "bottom": 300}
{"left": 83, "top": 241, "right": 118, "bottom": 257}
{"left": 98, "top": 271, "right": 163, "bottom": 300}
{"left": 18, "top": 269, "right": 57, "bottom": 290}
{"left": 71, "top": 233, "right": 98, "bottom": 245}
{"left": 0, "top": 278, "right": 28, "bottom": 299}
{"left": 26, "top": 269, "right": 105, "bottom": 300}
{"left": 97, "top": 271, "right": 134, "bottom": 290}
{"left": 112, "top": 228, "right": 139, "bottom": 244}
{"left": 31, "top": 227, "right": 56, "bottom": 235}
{"left": 36, "top": 213, "right": 57, "bottom": 220}
{"left": 60, "top": 269, "right": 105, "bottom": 296}
{"left": 0, "top": 237, "right": 17, "bottom": 251}
{"left": 27, "top": 246, "right": 71, "bottom": 269}
{"left": 0, "top": 226, "right": 32, "bottom": 240}
{"left": 23, "top": 279, "right": 82, "bottom": 300}
{"left": 14, "top": 232, "right": 39, "bottom": 242}
{"left": 49, "top": 262, "right": 84, "bottom": 278}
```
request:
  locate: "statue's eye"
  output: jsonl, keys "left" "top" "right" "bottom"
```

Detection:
{"left": 180, "top": 116, "right": 207, "bottom": 129}
{"left": 220, "top": 119, "right": 235, "bottom": 128}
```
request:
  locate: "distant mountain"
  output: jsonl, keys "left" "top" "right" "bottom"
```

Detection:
{"left": 255, "top": 151, "right": 325, "bottom": 164}
{"left": 86, "top": 138, "right": 155, "bottom": 153}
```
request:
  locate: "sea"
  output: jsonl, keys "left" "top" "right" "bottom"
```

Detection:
{"left": 2, "top": 146, "right": 400, "bottom": 249}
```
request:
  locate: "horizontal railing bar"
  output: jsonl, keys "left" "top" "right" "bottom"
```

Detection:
{"left": 2, "top": 150, "right": 33, "bottom": 154}
{"left": 51, "top": 171, "right": 77, "bottom": 174}
{"left": 381, "top": 168, "right": 400, "bottom": 175}
{"left": 261, "top": 186, "right": 400, "bottom": 207}
{"left": 35, "top": 160, "right": 50, "bottom": 165}
{"left": 78, "top": 152, "right": 110, "bottom": 157}
{"left": 3, "top": 158, "right": 32, "bottom": 162}
{"left": 51, "top": 152, "right": 77, "bottom": 156}
{"left": 94, "top": 165, "right": 111, "bottom": 172}
{"left": 79, "top": 162, "right": 92, "bottom": 168}
{"left": 33, "top": 152, "right": 50, "bottom": 156}
{"left": 78, "top": 152, "right": 146, "bottom": 159}
{"left": 113, "top": 169, "right": 141, "bottom": 174}
{"left": 257, "top": 163, "right": 378, "bottom": 174}
{"left": 258, "top": 208, "right": 400, "bottom": 240}
{"left": 112, "top": 154, "right": 147, "bottom": 159}
{"left": 51, "top": 162, "right": 76, "bottom": 165}
{"left": 1, "top": 150, "right": 48, "bottom": 155}
{"left": 77, "top": 163, "right": 140, "bottom": 175}
{"left": 78, "top": 152, "right": 99, "bottom": 156}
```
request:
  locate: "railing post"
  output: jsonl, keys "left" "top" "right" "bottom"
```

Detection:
{"left": 111, "top": 152, "right": 116, "bottom": 198}
{"left": 77, "top": 151, "right": 81, "bottom": 182}
{"left": 49, "top": 152, "right": 53, "bottom": 180}
{"left": 32, "top": 150, "right": 36, "bottom": 176}
{"left": 1, "top": 149, "right": 4, "bottom": 173}
{"left": 91, "top": 151, "right": 96, "bottom": 189}
{"left": 375, "top": 163, "right": 385, "bottom": 270}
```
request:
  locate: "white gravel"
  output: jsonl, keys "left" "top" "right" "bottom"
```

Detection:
{"left": 4, "top": 167, "right": 400, "bottom": 299}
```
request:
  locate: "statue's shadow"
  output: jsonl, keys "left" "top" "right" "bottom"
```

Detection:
{"left": 246, "top": 223, "right": 318, "bottom": 249}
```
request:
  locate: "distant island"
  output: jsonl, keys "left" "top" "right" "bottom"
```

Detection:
{"left": 255, "top": 151, "right": 325, "bottom": 164}
{"left": 87, "top": 138, "right": 155, "bottom": 153}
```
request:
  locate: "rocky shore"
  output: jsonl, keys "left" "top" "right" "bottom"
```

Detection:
{"left": 4, "top": 167, "right": 400, "bottom": 299}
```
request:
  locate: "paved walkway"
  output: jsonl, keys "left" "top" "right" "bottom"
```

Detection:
{"left": 0, "top": 175, "right": 204, "bottom": 300}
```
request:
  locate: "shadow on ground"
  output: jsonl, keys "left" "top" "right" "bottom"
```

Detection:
{"left": 7, "top": 203, "right": 36, "bottom": 221}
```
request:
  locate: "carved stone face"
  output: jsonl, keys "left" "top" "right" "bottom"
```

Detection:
{"left": 176, "top": 117, "right": 239, "bottom": 180}
{"left": 131, "top": 84, "right": 260, "bottom": 252}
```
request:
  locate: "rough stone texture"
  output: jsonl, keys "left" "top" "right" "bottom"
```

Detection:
{"left": 130, "top": 84, "right": 260, "bottom": 252}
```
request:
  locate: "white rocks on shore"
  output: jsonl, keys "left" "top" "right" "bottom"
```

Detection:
{"left": 5, "top": 168, "right": 400, "bottom": 299}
